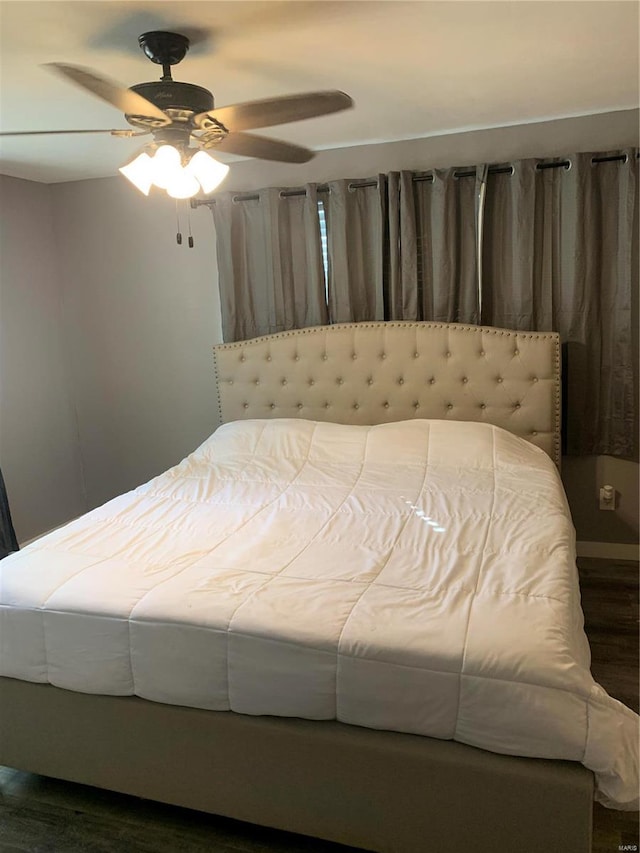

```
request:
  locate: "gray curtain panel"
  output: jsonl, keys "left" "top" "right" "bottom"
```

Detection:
{"left": 212, "top": 185, "right": 328, "bottom": 342}
{"left": 323, "top": 178, "right": 386, "bottom": 323}
{"left": 0, "top": 467, "right": 19, "bottom": 559}
{"left": 386, "top": 167, "right": 485, "bottom": 323}
{"left": 482, "top": 150, "right": 638, "bottom": 458}
{"left": 210, "top": 150, "right": 636, "bottom": 458}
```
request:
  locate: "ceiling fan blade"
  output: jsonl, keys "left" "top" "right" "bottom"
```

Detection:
{"left": 212, "top": 132, "right": 314, "bottom": 163}
{"left": 0, "top": 129, "right": 139, "bottom": 137}
{"left": 44, "top": 63, "right": 171, "bottom": 124}
{"left": 195, "top": 91, "right": 353, "bottom": 132}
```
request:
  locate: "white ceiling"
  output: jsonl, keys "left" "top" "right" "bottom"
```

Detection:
{"left": 0, "top": 1, "right": 638, "bottom": 183}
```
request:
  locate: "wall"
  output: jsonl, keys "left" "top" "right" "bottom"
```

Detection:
{"left": 215, "top": 108, "right": 640, "bottom": 192}
{"left": 12, "top": 109, "right": 639, "bottom": 545}
{"left": 563, "top": 456, "right": 639, "bottom": 547}
{"left": 0, "top": 175, "right": 86, "bottom": 542}
{"left": 51, "top": 178, "right": 221, "bottom": 510}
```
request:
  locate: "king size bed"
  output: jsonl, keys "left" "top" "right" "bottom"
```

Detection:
{"left": 1, "top": 322, "right": 637, "bottom": 853}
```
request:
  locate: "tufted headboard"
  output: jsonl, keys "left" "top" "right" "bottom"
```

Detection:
{"left": 212, "top": 322, "right": 561, "bottom": 466}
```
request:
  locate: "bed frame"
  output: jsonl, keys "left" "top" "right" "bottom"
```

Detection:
{"left": 0, "top": 323, "right": 593, "bottom": 853}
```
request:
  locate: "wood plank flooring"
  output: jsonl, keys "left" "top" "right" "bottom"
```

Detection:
{"left": 577, "top": 558, "right": 639, "bottom": 853}
{"left": 1, "top": 557, "right": 637, "bottom": 853}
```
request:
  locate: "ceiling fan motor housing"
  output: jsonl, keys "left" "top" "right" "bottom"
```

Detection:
{"left": 128, "top": 81, "right": 214, "bottom": 116}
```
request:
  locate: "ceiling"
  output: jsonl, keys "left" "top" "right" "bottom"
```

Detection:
{"left": 0, "top": 1, "right": 638, "bottom": 183}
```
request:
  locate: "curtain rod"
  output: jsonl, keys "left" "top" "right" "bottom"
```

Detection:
{"left": 191, "top": 153, "right": 634, "bottom": 207}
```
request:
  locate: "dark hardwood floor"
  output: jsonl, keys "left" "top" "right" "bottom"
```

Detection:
{"left": 577, "top": 558, "right": 639, "bottom": 853}
{"left": 1, "top": 557, "right": 637, "bottom": 853}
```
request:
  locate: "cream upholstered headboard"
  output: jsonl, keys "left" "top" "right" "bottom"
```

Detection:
{"left": 213, "top": 322, "right": 561, "bottom": 466}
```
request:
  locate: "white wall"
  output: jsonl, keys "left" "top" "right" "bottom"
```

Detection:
{"left": 5, "top": 109, "right": 638, "bottom": 543}
{"left": 0, "top": 175, "right": 86, "bottom": 541}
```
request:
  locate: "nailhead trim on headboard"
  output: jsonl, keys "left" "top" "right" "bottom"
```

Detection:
{"left": 212, "top": 322, "right": 562, "bottom": 467}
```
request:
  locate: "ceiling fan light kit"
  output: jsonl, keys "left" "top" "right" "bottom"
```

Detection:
{"left": 1, "top": 29, "right": 353, "bottom": 206}
{"left": 119, "top": 145, "right": 230, "bottom": 198}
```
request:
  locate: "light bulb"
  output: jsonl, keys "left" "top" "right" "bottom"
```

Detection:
{"left": 119, "top": 152, "right": 154, "bottom": 195}
{"left": 166, "top": 170, "right": 201, "bottom": 199}
{"left": 186, "top": 150, "right": 230, "bottom": 194}
{"left": 150, "top": 145, "right": 183, "bottom": 190}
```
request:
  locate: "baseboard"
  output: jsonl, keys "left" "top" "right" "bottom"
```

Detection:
{"left": 576, "top": 541, "right": 640, "bottom": 561}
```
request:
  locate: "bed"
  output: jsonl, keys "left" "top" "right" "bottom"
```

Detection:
{"left": 1, "top": 322, "right": 638, "bottom": 853}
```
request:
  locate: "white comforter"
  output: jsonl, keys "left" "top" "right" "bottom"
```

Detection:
{"left": 1, "top": 419, "right": 637, "bottom": 809}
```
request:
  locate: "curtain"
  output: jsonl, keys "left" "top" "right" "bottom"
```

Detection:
{"left": 0, "top": 467, "right": 19, "bottom": 559}
{"left": 212, "top": 185, "right": 328, "bottom": 342}
{"left": 210, "top": 149, "right": 637, "bottom": 458}
{"left": 323, "top": 178, "right": 386, "bottom": 323}
{"left": 482, "top": 150, "right": 638, "bottom": 458}
{"left": 386, "top": 168, "right": 485, "bottom": 323}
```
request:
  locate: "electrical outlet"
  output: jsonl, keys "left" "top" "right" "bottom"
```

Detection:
{"left": 599, "top": 485, "right": 616, "bottom": 511}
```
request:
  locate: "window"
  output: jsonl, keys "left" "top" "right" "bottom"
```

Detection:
{"left": 318, "top": 200, "right": 329, "bottom": 308}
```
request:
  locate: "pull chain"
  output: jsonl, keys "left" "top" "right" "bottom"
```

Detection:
{"left": 175, "top": 200, "right": 182, "bottom": 245}
{"left": 188, "top": 205, "right": 194, "bottom": 248}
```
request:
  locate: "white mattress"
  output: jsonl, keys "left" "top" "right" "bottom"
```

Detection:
{"left": 1, "top": 418, "right": 637, "bottom": 809}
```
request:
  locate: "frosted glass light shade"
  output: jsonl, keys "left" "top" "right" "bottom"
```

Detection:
{"left": 150, "top": 145, "right": 183, "bottom": 190}
{"left": 119, "top": 145, "right": 229, "bottom": 199}
{"left": 166, "top": 171, "right": 201, "bottom": 199}
{"left": 119, "top": 152, "right": 154, "bottom": 195}
{"left": 186, "top": 151, "right": 230, "bottom": 193}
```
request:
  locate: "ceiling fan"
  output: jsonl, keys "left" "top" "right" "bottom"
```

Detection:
{"left": 0, "top": 31, "right": 354, "bottom": 198}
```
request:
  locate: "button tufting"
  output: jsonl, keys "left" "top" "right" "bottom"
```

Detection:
{"left": 480, "top": 403, "right": 486, "bottom": 409}
{"left": 297, "top": 403, "right": 303, "bottom": 409}
{"left": 281, "top": 379, "right": 287, "bottom": 385}
{"left": 243, "top": 403, "right": 249, "bottom": 408}
{"left": 413, "top": 402, "right": 419, "bottom": 409}
{"left": 462, "top": 377, "right": 468, "bottom": 384}
{"left": 445, "top": 351, "right": 451, "bottom": 358}
{"left": 309, "top": 379, "right": 315, "bottom": 386}
{"left": 381, "top": 353, "right": 387, "bottom": 360}
{"left": 255, "top": 379, "right": 260, "bottom": 385}
{"left": 229, "top": 380, "right": 234, "bottom": 385}
{"left": 384, "top": 402, "right": 390, "bottom": 408}
{"left": 479, "top": 350, "right": 485, "bottom": 357}
{"left": 266, "top": 355, "right": 272, "bottom": 362}
{"left": 354, "top": 403, "right": 360, "bottom": 410}
{"left": 532, "top": 377, "right": 538, "bottom": 383}
{"left": 532, "top": 430, "right": 538, "bottom": 436}
{"left": 398, "top": 378, "right": 405, "bottom": 385}
{"left": 447, "top": 403, "right": 453, "bottom": 409}
{"left": 367, "top": 378, "right": 374, "bottom": 385}
{"left": 325, "top": 402, "right": 330, "bottom": 408}
{"left": 514, "top": 349, "right": 520, "bottom": 356}
{"left": 352, "top": 353, "right": 357, "bottom": 360}
{"left": 497, "top": 377, "right": 503, "bottom": 383}
{"left": 515, "top": 402, "right": 521, "bottom": 409}
{"left": 337, "top": 378, "right": 344, "bottom": 385}
{"left": 270, "top": 403, "right": 276, "bottom": 409}
{"left": 294, "top": 355, "right": 300, "bottom": 361}
{"left": 322, "top": 354, "right": 328, "bottom": 361}
{"left": 240, "top": 355, "right": 246, "bottom": 362}
{"left": 413, "top": 352, "right": 419, "bottom": 359}
{"left": 429, "top": 378, "right": 435, "bottom": 385}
